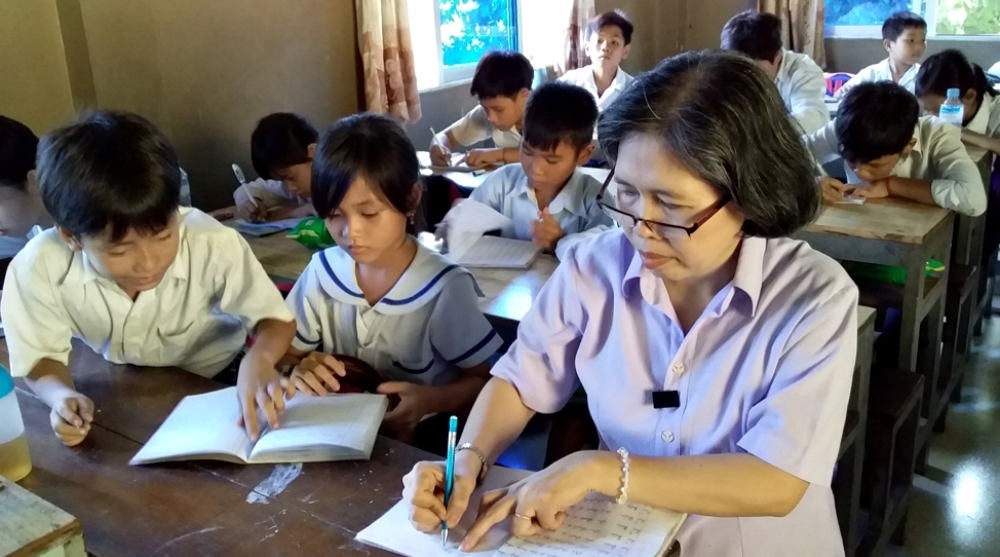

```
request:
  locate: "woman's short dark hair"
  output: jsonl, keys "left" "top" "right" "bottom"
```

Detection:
{"left": 37, "top": 110, "right": 180, "bottom": 241}
{"left": 915, "top": 49, "right": 998, "bottom": 103}
{"left": 312, "top": 113, "right": 422, "bottom": 233}
{"left": 598, "top": 50, "right": 819, "bottom": 238}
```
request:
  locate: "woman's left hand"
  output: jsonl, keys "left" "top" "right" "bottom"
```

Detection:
{"left": 461, "top": 451, "right": 609, "bottom": 552}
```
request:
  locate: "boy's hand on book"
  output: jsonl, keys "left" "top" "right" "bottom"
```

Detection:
{"left": 236, "top": 358, "right": 289, "bottom": 441}
{"left": 288, "top": 352, "right": 347, "bottom": 396}
{"left": 531, "top": 209, "right": 565, "bottom": 250}
{"left": 463, "top": 148, "right": 503, "bottom": 168}
{"left": 50, "top": 392, "right": 94, "bottom": 447}
{"left": 402, "top": 458, "right": 480, "bottom": 535}
{"left": 376, "top": 381, "right": 429, "bottom": 444}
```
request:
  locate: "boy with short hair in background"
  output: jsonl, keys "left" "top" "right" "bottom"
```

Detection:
{"left": 835, "top": 12, "right": 927, "bottom": 98}
{"left": 235, "top": 112, "right": 318, "bottom": 222}
{"left": 0, "top": 116, "right": 51, "bottom": 265}
{"left": 558, "top": 10, "right": 635, "bottom": 112}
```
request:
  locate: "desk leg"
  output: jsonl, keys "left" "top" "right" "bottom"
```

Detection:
{"left": 899, "top": 251, "right": 925, "bottom": 373}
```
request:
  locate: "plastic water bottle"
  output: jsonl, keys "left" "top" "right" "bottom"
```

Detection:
{"left": 0, "top": 367, "right": 31, "bottom": 481}
{"left": 179, "top": 168, "right": 192, "bottom": 207}
{"left": 939, "top": 88, "right": 965, "bottom": 127}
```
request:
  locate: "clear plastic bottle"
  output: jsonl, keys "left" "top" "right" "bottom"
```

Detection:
{"left": 0, "top": 366, "right": 31, "bottom": 481}
{"left": 938, "top": 88, "right": 965, "bottom": 127}
{"left": 179, "top": 168, "right": 192, "bottom": 207}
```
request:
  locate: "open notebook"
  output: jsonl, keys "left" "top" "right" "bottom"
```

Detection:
{"left": 356, "top": 466, "right": 686, "bottom": 557}
{"left": 231, "top": 217, "right": 304, "bottom": 237}
{"left": 129, "top": 388, "right": 387, "bottom": 465}
{"left": 442, "top": 200, "right": 541, "bottom": 269}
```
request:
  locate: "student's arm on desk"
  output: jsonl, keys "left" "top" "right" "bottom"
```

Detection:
{"left": 962, "top": 129, "right": 1000, "bottom": 156}
{"left": 928, "top": 124, "right": 987, "bottom": 216}
{"left": 788, "top": 64, "right": 831, "bottom": 135}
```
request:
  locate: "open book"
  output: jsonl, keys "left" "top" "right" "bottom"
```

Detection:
{"left": 231, "top": 217, "right": 304, "bottom": 237}
{"left": 356, "top": 466, "right": 686, "bottom": 557}
{"left": 442, "top": 200, "right": 541, "bottom": 269}
{"left": 129, "top": 388, "right": 387, "bottom": 465}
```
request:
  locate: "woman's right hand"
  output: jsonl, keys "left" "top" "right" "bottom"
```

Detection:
{"left": 402, "top": 455, "right": 481, "bottom": 534}
{"left": 288, "top": 352, "right": 347, "bottom": 396}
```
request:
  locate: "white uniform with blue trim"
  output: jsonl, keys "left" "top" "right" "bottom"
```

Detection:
{"left": 287, "top": 241, "right": 503, "bottom": 386}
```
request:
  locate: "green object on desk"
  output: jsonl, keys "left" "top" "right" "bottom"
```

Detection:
{"left": 287, "top": 217, "right": 336, "bottom": 250}
{"left": 844, "top": 259, "right": 945, "bottom": 285}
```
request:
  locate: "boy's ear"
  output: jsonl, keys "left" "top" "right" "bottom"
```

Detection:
{"left": 622, "top": 44, "right": 632, "bottom": 61}
{"left": 307, "top": 143, "right": 317, "bottom": 160}
{"left": 517, "top": 88, "right": 530, "bottom": 106}
{"left": 962, "top": 88, "right": 979, "bottom": 105}
{"left": 56, "top": 227, "right": 83, "bottom": 252}
{"left": 576, "top": 143, "right": 596, "bottom": 166}
{"left": 26, "top": 169, "right": 39, "bottom": 194}
{"left": 882, "top": 38, "right": 893, "bottom": 53}
{"left": 901, "top": 138, "right": 917, "bottom": 158}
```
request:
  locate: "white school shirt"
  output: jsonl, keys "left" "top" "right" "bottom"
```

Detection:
{"left": 492, "top": 230, "right": 857, "bottom": 556}
{"left": 775, "top": 50, "right": 831, "bottom": 135}
{"left": 835, "top": 58, "right": 920, "bottom": 99}
{"left": 287, "top": 242, "right": 502, "bottom": 386}
{"left": 233, "top": 178, "right": 312, "bottom": 216}
{"left": 0, "top": 225, "right": 43, "bottom": 260}
{"left": 1, "top": 208, "right": 293, "bottom": 378}
{"left": 445, "top": 105, "right": 522, "bottom": 149}
{"left": 467, "top": 165, "right": 613, "bottom": 256}
{"left": 963, "top": 93, "right": 1000, "bottom": 162}
{"left": 803, "top": 116, "right": 987, "bottom": 216}
{"left": 557, "top": 65, "right": 634, "bottom": 112}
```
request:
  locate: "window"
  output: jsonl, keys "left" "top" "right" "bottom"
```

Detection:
{"left": 408, "top": 0, "right": 569, "bottom": 91}
{"left": 825, "top": 0, "right": 1000, "bottom": 37}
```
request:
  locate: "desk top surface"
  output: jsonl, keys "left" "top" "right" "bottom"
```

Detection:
{"left": 804, "top": 198, "right": 954, "bottom": 245}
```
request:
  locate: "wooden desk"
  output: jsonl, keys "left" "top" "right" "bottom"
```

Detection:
{"left": 796, "top": 199, "right": 954, "bottom": 376}
{"left": 245, "top": 233, "right": 558, "bottom": 326}
{"left": 12, "top": 346, "right": 441, "bottom": 557}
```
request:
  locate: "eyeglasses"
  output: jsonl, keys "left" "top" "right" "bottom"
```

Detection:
{"left": 596, "top": 167, "right": 731, "bottom": 239}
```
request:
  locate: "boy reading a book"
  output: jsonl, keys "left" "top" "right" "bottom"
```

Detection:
{"left": 446, "top": 82, "right": 613, "bottom": 256}
{"left": 1, "top": 111, "right": 296, "bottom": 446}
{"left": 235, "top": 112, "right": 318, "bottom": 222}
{"left": 428, "top": 50, "right": 534, "bottom": 168}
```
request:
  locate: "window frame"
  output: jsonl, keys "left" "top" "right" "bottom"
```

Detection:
{"left": 435, "top": 0, "right": 524, "bottom": 87}
{"left": 824, "top": 0, "right": 1000, "bottom": 39}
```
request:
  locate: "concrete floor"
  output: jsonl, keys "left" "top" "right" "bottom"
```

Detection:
{"left": 885, "top": 315, "right": 1000, "bottom": 557}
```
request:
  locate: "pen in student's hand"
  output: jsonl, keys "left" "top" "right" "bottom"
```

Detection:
{"left": 442, "top": 415, "right": 458, "bottom": 547}
{"left": 232, "top": 163, "right": 259, "bottom": 209}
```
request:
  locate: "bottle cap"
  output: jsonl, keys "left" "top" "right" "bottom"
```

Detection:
{"left": 0, "top": 366, "right": 13, "bottom": 398}
{"left": 947, "top": 88, "right": 961, "bottom": 98}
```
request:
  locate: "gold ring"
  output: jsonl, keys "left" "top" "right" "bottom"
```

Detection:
{"left": 513, "top": 514, "right": 533, "bottom": 521}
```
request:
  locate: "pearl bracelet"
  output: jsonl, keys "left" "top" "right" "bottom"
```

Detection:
{"left": 615, "top": 447, "right": 630, "bottom": 505}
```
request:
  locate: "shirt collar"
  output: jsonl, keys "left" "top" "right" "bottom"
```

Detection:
{"left": 775, "top": 50, "right": 790, "bottom": 84}
{"left": 517, "top": 169, "right": 588, "bottom": 216}
{"left": 621, "top": 235, "right": 765, "bottom": 316}
{"left": 79, "top": 210, "right": 191, "bottom": 286}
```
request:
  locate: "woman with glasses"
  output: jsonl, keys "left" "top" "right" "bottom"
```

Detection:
{"left": 401, "top": 50, "right": 858, "bottom": 557}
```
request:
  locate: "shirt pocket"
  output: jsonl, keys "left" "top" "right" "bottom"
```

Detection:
{"left": 156, "top": 319, "right": 200, "bottom": 366}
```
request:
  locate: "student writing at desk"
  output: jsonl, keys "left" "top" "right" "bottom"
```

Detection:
{"left": 444, "top": 82, "right": 613, "bottom": 255}
{"left": 283, "top": 113, "right": 502, "bottom": 449}
{"left": 428, "top": 51, "right": 533, "bottom": 169}
{"left": 402, "top": 51, "right": 858, "bottom": 557}
{"left": 1, "top": 111, "right": 297, "bottom": 446}
{"left": 805, "top": 81, "right": 986, "bottom": 216}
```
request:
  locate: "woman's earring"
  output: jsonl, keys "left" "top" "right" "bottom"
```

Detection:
{"left": 407, "top": 213, "right": 415, "bottom": 224}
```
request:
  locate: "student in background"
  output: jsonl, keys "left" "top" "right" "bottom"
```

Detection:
{"left": 448, "top": 82, "right": 613, "bottom": 255}
{"left": 235, "top": 112, "right": 318, "bottom": 222}
{"left": 835, "top": 12, "right": 926, "bottom": 99}
{"left": 915, "top": 49, "right": 1000, "bottom": 161}
{"left": 0, "top": 116, "right": 52, "bottom": 267}
{"left": 428, "top": 51, "right": 533, "bottom": 168}
{"left": 721, "top": 11, "right": 829, "bottom": 134}
{"left": 804, "top": 82, "right": 986, "bottom": 216}
{"left": 402, "top": 51, "right": 855, "bottom": 556}
{"left": 2, "top": 111, "right": 296, "bottom": 446}
{"left": 557, "top": 10, "right": 635, "bottom": 112}
{"left": 285, "top": 113, "right": 502, "bottom": 449}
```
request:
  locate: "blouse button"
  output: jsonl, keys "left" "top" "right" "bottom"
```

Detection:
{"left": 671, "top": 362, "right": 685, "bottom": 375}
{"left": 661, "top": 430, "right": 675, "bottom": 443}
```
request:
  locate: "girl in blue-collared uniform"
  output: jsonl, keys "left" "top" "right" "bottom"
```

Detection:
{"left": 285, "top": 113, "right": 502, "bottom": 449}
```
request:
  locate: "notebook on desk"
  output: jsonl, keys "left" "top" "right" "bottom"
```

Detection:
{"left": 129, "top": 388, "right": 387, "bottom": 465}
{"left": 356, "top": 465, "right": 686, "bottom": 557}
{"left": 455, "top": 236, "right": 540, "bottom": 269}
{"left": 442, "top": 200, "right": 541, "bottom": 269}
{"left": 231, "top": 217, "right": 304, "bottom": 237}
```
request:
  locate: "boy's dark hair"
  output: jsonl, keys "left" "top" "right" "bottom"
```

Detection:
{"left": 0, "top": 116, "right": 39, "bottom": 190}
{"left": 37, "top": 111, "right": 180, "bottom": 241}
{"left": 522, "top": 82, "right": 598, "bottom": 153}
{"left": 312, "top": 113, "right": 422, "bottom": 233}
{"left": 720, "top": 11, "right": 783, "bottom": 62}
{"left": 587, "top": 10, "right": 634, "bottom": 45}
{"left": 469, "top": 50, "right": 534, "bottom": 100}
{"left": 882, "top": 11, "right": 926, "bottom": 42}
{"left": 599, "top": 50, "right": 818, "bottom": 238}
{"left": 836, "top": 82, "right": 920, "bottom": 164}
{"left": 916, "top": 49, "right": 999, "bottom": 102}
{"left": 251, "top": 112, "right": 319, "bottom": 180}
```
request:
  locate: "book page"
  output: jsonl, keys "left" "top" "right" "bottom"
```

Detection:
{"left": 495, "top": 496, "right": 686, "bottom": 557}
{"left": 248, "top": 393, "right": 387, "bottom": 462}
{"left": 130, "top": 388, "right": 250, "bottom": 465}
{"left": 356, "top": 466, "right": 533, "bottom": 556}
{"left": 232, "top": 217, "right": 303, "bottom": 237}
{"left": 458, "top": 236, "right": 540, "bottom": 269}
{"left": 442, "top": 200, "right": 514, "bottom": 261}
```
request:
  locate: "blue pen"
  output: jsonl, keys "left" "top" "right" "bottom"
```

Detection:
{"left": 442, "top": 415, "right": 459, "bottom": 547}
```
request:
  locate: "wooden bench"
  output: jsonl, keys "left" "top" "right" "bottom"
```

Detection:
{"left": 0, "top": 477, "right": 86, "bottom": 557}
